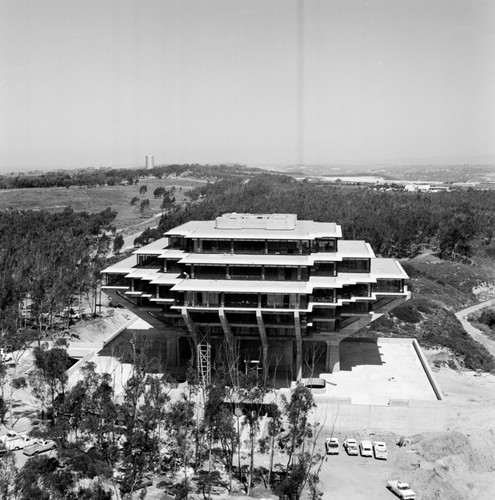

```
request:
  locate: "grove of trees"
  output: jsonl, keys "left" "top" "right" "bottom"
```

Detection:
{"left": 156, "top": 174, "right": 495, "bottom": 261}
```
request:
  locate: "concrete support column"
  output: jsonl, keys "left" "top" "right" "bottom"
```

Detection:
{"left": 294, "top": 311, "right": 303, "bottom": 382}
{"left": 219, "top": 309, "right": 235, "bottom": 360}
{"left": 181, "top": 308, "right": 197, "bottom": 342}
{"left": 166, "top": 338, "right": 178, "bottom": 367}
{"left": 326, "top": 338, "right": 341, "bottom": 373}
{"left": 256, "top": 310, "right": 269, "bottom": 373}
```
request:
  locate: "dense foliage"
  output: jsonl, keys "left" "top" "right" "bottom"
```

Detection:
{"left": 153, "top": 174, "right": 495, "bottom": 260}
{"left": 365, "top": 259, "right": 495, "bottom": 372}
{"left": 0, "top": 207, "right": 116, "bottom": 354}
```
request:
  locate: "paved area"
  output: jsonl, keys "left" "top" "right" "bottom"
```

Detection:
{"left": 318, "top": 339, "right": 439, "bottom": 405}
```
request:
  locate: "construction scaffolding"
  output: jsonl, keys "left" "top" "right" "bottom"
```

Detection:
{"left": 197, "top": 342, "right": 211, "bottom": 388}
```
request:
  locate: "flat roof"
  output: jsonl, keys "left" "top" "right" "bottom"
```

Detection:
{"left": 171, "top": 279, "right": 311, "bottom": 294}
{"left": 102, "top": 255, "right": 136, "bottom": 274}
{"left": 337, "top": 240, "right": 375, "bottom": 258}
{"left": 318, "top": 339, "right": 439, "bottom": 405}
{"left": 179, "top": 254, "right": 311, "bottom": 266}
{"left": 125, "top": 268, "right": 161, "bottom": 279}
{"left": 164, "top": 219, "right": 342, "bottom": 240}
{"left": 310, "top": 275, "right": 376, "bottom": 287}
{"left": 157, "top": 250, "right": 188, "bottom": 259}
{"left": 149, "top": 273, "right": 182, "bottom": 285}
{"left": 133, "top": 238, "right": 170, "bottom": 255}
{"left": 371, "top": 259, "right": 409, "bottom": 279}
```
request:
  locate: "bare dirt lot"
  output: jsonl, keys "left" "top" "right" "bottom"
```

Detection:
{"left": 312, "top": 359, "right": 495, "bottom": 500}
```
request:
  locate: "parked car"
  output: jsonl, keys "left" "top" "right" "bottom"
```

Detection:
{"left": 0, "top": 431, "right": 35, "bottom": 452}
{"left": 325, "top": 437, "right": 339, "bottom": 455}
{"left": 359, "top": 440, "right": 373, "bottom": 457}
{"left": 23, "top": 439, "right": 56, "bottom": 456}
{"left": 343, "top": 438, "right": 359, "bottom": 455}
{"left": 386, "top": 480, "right": 416, "bottom": 499}
{"left": 373, "top": 441, "right": 388, "bottom": 459}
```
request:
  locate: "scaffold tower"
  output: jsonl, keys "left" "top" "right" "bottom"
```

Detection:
{"left": 197, "top": 342, "right": 211, "bottom": 387}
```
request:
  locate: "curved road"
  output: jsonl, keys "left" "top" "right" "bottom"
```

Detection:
{"left": 455, "top": 298, "right": 495, "bottom": 358}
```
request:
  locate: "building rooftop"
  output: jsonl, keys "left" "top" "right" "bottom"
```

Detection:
{"left": 102, "top": 255, "right": 136, "bottom": 274}
{"left": 164, "top": 216, "right": 342, "bottom": 240}
{"left": 317, "top": 339, "right": 440, "bottom": 405}
{"left": 370, "top": 259, "right": 409, "bottom": 279}
{"left": 337, "top": 240, "right": 375, "bottom": 258}
{"left": 125, "top": 269, "right": 162, "bottom": 280}
{"left": 134, "top": 238, "right": 170, "bottom": 255}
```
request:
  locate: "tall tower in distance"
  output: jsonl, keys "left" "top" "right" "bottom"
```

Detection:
{"left": 145, "top": 155, "right": 154, "bottom": 170}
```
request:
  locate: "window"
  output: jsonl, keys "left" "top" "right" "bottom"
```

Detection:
{"left": 338, "top": 259, "right": 369, "bottom": 273}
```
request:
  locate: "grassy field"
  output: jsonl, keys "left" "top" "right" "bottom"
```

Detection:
{"left": 0, "top": 177, "right": 205, "bottom": 229}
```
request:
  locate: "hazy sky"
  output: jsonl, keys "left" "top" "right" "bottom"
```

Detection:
{"left": 1, "top": 0, "right": 494, "bottom": 172}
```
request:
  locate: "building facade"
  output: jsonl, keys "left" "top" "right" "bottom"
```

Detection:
{"left": 102, "top": 213, "right": 409, "bottom": 380}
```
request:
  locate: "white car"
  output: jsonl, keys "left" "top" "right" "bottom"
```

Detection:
{"left": 359, "top": 440, "right": 373, "bottom": 457}
{"left": 0, "top": 431, "right": 35, "bottom": 452}
{"left": 325, "top": 437, "right": 339, "bottom": 455}
{"left": 386, "top": 480, "right": 416, "bottom": 499}
{"left": 23, "top": 439, "right": 56, "bottom": 456}
{"left": 343, "top": 438, "right": 359, "bottom": 455}
{"left": 373, "top": 441, "right": 388, "bottom": 460}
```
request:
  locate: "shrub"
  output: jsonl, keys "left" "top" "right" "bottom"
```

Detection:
{"left": 391, "top": 303, "right": 422, "bottom": 324}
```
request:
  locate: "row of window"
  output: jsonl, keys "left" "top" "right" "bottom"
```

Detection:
{"left": 168, "top": 237, "right": 337, "bottom": 255}
{"left": 134, "top": 259, "right": 371, "bottom": 278}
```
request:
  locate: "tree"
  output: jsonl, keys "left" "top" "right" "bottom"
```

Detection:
{"left": 139, "top": 199, "right": 150, "bottom": 218}
{"left": 274, "top": 384, "right": 322, "bottom": 500}
{"left": 130, "top": 196, "right": 139, "bottom": 206}
{"left": 258, "top": 402, "right": 282, "bottom": 486}
{"left": 203, "top": 383, "right": 238, "bottom": 497}
{"left": 30, "top": 342, "right": 70, "bottom": 421}
{"left": 115, "top": 337, "right": 171, "bottom": 498}
{"left": 153, "top": 187, "right": 166, "bottom": 199}
{"left": 113, "top": 234, "right": 124, "bottom": 254}
{"left": 139, "top": 185, "right": 148, "bottom": 195}
{"left": 281, "top": 384, "right": 315, "bottom": 470}
{"left": 237, "top": 371, "right": 272, "bottom": 495}
{"left": 161, "top": 193, "right": 174, "bottom": 209}
{"left": 0, "top": 451, "right": 17, "bottom": 499}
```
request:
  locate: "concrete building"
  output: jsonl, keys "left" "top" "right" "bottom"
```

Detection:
{"left": 145, "top": 155, "right": 154, "bottom": 170}
{"left": 101, "top": 213, "right": 409, "bottom": 381}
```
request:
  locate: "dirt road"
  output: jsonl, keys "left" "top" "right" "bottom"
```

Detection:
{"left": 455, "top": 298, "right": 495, "bottom": 358}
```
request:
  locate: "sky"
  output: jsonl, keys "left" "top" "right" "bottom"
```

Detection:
{"left": 1, "top": 0, "right": 494, "bottom": 172}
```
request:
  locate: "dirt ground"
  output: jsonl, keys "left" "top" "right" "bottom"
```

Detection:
{"left": 313, "top": 355, "right": 495, "bottom": 500}
{"left": 4, "top": 310, "right": 495, "bottom": 499}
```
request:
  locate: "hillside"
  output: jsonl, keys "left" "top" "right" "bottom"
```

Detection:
{"left": 364, "top": 257, "right": 495, "bottom": 372}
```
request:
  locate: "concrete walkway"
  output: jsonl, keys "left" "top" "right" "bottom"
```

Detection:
{"left": 455, "top": 298, "right": 495, "bottom": 358}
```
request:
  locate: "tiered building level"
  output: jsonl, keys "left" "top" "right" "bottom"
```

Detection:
{"left": 102, "top": 213, "right": 409, "bottom": 380}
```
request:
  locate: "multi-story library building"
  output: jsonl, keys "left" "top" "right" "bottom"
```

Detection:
{"left": 102, "top": 213, "right": 408, "bottom": 380}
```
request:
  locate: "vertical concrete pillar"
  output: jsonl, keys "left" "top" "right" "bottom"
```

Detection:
{"left": 181, "top": 308, "right": 197, "bottom": 341}
{"left": 326, "top": 338, "right": 341, "bottom": 373}
{"left": 166, "top": 338, "right": 178, "bottom": 367}
{"left": 294, "top": 311, "right": 303, "bottom": 381}
{"left": 219, "top": 309, "right": 236, "bottom": 361}
{"left": 256, "top": 310, "right": 269, "bottom": 373}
